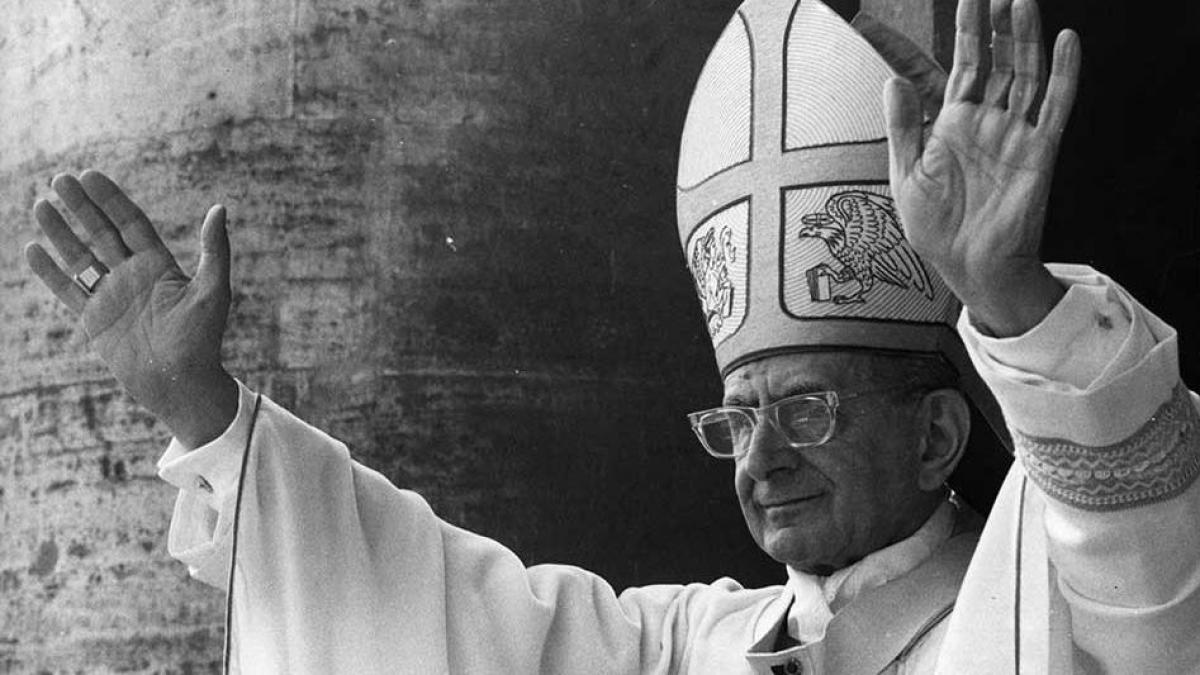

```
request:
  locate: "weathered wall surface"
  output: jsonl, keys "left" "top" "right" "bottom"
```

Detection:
{"left": 0, "top": 0, "right": 781, "bottom": 671}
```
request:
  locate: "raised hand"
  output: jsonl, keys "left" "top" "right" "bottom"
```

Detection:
{"left": 24, "top": 170, "right": 238, "bottom": 448}
{"left": 884, "top": 0, "right": 1082, "bottom": 337}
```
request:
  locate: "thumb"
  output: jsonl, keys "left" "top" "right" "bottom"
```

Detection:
{"left": 196, "top": 204, "right": 230, "bottom": 294}
{"left": 884, "top": 77, "right": 924, "bottom": 183}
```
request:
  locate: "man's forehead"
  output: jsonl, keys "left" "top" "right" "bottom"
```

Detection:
{"left": 722, "top": 351, "right": 877, "bottom": 398}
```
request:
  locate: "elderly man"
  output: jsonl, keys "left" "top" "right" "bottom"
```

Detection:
{"left": 24, "top": 0, "right": 1200, "bottom": 672}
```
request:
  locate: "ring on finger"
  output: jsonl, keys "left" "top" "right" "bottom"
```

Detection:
{"left": 73, "top": 258, "right": 110, "bottom": 294}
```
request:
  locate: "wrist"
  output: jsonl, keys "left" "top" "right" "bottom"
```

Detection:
{"left": 158, "top": 368, "right": 239, "bottom": 449}
{"left": 960, "top": 265, "right": 1066, "bottom": 338}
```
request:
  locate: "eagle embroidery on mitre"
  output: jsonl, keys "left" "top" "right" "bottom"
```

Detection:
{"left": 797, "top": 190, "right": 935, "bottom": 305}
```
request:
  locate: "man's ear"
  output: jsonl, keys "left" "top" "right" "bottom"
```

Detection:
{"left": 914, "top": 388, "right": 971, "bottom": 492}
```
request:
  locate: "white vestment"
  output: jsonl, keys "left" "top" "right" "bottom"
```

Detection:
{"left": 158, "top": 264, "right": 1200, "bottom": 673}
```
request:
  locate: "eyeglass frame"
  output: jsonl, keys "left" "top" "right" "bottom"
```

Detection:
{"left": 686, "top": 383, "right": 930, "bottom": 459}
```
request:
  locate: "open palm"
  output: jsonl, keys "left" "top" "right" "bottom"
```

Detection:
{"left": 885, "top": 0, "right": 1081, "bottom": 334}
{"left": 25, "top": 171, "right": 236, "bottom": 447}
{"left": 84, "top": 247, "right": 223, "bottom": 394}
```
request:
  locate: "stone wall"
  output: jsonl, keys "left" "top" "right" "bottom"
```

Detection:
{"left": 0, "top": 0, "right": 776, "bottom": 670}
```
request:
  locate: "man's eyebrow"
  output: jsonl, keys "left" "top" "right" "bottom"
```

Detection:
{"left": 779, "top": 382, "right": 827, "bottom": 398}
{"left": 722, "top": 380, "right": 827, "bottom": 407}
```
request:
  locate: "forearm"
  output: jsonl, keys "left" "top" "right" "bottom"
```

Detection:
{"left": 962, "top": 264, "right": 1200, "bottom": 602}
{"left": 961, "top": 266, "right": 1200, "bottom": 670}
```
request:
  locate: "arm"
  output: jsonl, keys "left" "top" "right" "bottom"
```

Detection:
{"left": 887, "top": 0, "right": 1200, "bottom": 670}
{"left": 160, "top": 379, "right": 764, "bottom": 673}
{"left": 24, "top": 175, "right": 759, "bottom": 672}
{"left": 962, "top": 266, "right": 1200, "bottom": 672}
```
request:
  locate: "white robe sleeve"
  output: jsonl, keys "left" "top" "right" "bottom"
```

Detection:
{"left": 156, "top": 381, "right": 259, "bottom": 589}
{"left": 157, "top": 382, "right": 771, "bottom": 674}
{"left": 959, "top": 263, "right": 1200, "bottom": 673}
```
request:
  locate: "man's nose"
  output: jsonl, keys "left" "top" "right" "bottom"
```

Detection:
{"left": 739, "top": 417, "right": 800, "bottom": 481}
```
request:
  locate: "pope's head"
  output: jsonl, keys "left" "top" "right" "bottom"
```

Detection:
{"left": 675, "top": 0, "right": 1010, "bottom": 574}
{"left": 720, "top": 350, "right": 969, "bottom": 574}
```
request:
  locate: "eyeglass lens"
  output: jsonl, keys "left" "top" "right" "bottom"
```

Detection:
{"left": 696, "top": 397, "right": 834, "bottom": 456}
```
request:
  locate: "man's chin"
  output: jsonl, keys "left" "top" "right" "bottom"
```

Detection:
{"left": 761, "top": 526, "right": 835, "bottom": 573}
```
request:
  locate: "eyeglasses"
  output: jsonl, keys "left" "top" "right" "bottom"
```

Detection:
{"left": 686, "top": 384, "right": 923, "bottom": 459}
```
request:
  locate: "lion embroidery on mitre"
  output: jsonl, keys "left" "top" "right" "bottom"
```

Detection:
{"left": 688, "top": 225, "right": 738, "bottom": 338}
{"left": 797, "top": 190, "right": 934, "bottom": 305}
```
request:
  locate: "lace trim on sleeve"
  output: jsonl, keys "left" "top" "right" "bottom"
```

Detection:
{"left": 1015, "top": 383, "right": 1200, "bottom": 511}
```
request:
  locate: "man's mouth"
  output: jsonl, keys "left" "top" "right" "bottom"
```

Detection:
{"left": 760, "top": 494, "right": 821, "bottom": 509}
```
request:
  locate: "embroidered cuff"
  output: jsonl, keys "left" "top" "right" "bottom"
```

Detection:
{"left": 1016, "top": 383, "right": 1200, "bottom": 511}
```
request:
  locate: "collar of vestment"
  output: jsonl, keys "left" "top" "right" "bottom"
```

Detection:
{"left": 743, "top": 500, "right": 980, "bottom": 675}
{"left": 783, "top": 499, "right": 957, "bottom": 644}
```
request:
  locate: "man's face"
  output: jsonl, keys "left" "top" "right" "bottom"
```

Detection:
{"left": 725, "top": 351, "right": 930, "bottom": 574}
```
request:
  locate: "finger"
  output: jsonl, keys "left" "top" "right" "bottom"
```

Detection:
{"left": 34, "top": 199, "right": 94, "bottom": 271}
{"left": 25, "top": 243, "right": 88, "bottom": 314}
{"left": 983, "top": 0, "right": 1014, "bottom": 106}
{"left": 196, "top": 205, "right": 231, "bottom": 294}
{"left": 1038, "top": 29, "right": 1082, "bottom": 134}
{"left": 885, "top": 78, "right": 925, "bottom": 182}
{"left": 79, "top": 169, "right": 169, "bottom": 255}
{"left": 946, "top": 0, "right": 988, "bottom": 103}
{"left": 1007, "top": 0, "right": 1043, "bottom": 118}
{"left": 52, "top": 173, "right": 132, "bottom": 267}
